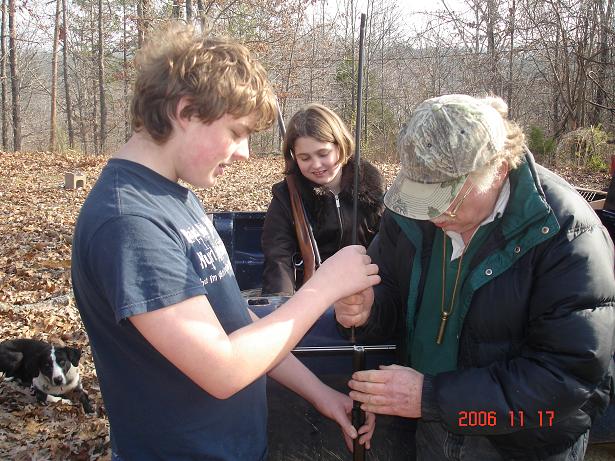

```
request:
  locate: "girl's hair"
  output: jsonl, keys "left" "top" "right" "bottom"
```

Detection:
{"left": 283, "top": 104, "right": 354, "bottom": 174}
{"left": 131, "top": 21, "right": 276, "bottom": 143}
{"left": 469, "top": 95, "right": 526, "bottom": 192}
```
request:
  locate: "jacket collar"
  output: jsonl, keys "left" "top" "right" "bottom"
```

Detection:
{"left": 296, "top": 157, "right": 384, "bottom": 208}
{"left": 499, "top": 151, "right": 560, "bottom": 240}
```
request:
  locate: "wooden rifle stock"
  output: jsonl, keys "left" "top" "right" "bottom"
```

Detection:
{"left": 276, "top": 98, "right": 321, "bottom": 286}
{"left": 285, "top": 173, "right": 319, "bottom": 283}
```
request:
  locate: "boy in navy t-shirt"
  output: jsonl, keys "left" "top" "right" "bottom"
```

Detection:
{"left": 71, "top": 22, "right": 379, "bottom": 460}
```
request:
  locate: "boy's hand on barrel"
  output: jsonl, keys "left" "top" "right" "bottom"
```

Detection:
{"left": 306, "top": 245, "right": 379, "bottom": 305}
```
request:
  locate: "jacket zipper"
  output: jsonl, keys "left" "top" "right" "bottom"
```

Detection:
{"left": 334, "top": 193, "right": 343, "bottom": 248}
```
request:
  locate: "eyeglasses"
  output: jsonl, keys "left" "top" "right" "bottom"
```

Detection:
{"left": 440, "top": 183, "right": 474, "bottom": 219}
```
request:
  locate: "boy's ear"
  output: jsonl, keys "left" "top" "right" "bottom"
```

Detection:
{"left": 174, "top": 96, "right": 193, "bottom": 130}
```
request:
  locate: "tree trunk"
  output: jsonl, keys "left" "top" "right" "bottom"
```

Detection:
{"left": 61, "top": 0, "right": 74, "bottom": 148}
{"left": 137, "top": 0, "right": 150, "bottom": 48}
{"left": 486, "top": 0, "right": 498, "bottom": 94}
{"left": 97, "top": 0, "right": 107, "bottom": 153}
{"left": 50, "top": 0, "right": 61, "bottom": 152}
{"left": 551, "top": 23, "right": 560, "bottom": 136}
{"left": 363, "top": 1, "right": 374, "bottom": 146}
{"left": 172, "top": 0, "right": 183, "bottom": 19}
{"left": 8, "top": 0, "right": 20, "bottom": 151}
{"left": 90, "top": 6, "right": 99, "bottom": 154}
{"left": 309, "top": 7, "right": 315, "bottom": 101}
{"left": 0, "top": 0, "right": 7, "bottom": 150}
{"left": 137, "top": 1, "right": 143, "bottom": 48}
{"left": 76, "top": 75, "right": 87, "bottom": 154}
{"left": 197, "top": 0, "right": 204, "bottom": 28}
{"left": 186, "top": 0, "right": 192, "bottom": 20}
{"left": 592, "top": 0, "right": 612, "bottom": 125}
{"left": 282, "top": 12, "right": 301, "bottom": 118}
{"left": 380, "top": 7, "right": 386, "bottom": 156}
{"left": 75, "top": 24, "right": 87, "bottom": 153}
{"left": 506, "top": 0, "right": 515, "bottom": 112}
{"left": 475, "top": 4, "right": 480, "bottom": 54}
{"left": 350, "top": 0, "right": 356, "bottom": 116}
{"left": 122, "top": 0, "right": 130, "bottom": 141}
{"left": 91, "top": 73, "right": 99, "bottom": 154}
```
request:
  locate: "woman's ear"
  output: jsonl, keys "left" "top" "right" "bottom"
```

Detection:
{"left": 495, "top": 159, "right": 509, "bottom": 185}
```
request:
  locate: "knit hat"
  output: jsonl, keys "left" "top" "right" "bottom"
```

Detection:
{"left": 384, "top": 94, "right": 507, "bottom": 220}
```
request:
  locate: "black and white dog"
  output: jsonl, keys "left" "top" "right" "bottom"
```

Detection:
{"left": 0, "top": 339, "right": 93, "bottom": 413}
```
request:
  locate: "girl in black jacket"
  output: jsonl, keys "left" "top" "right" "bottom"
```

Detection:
{"left": 261, "top": 104, "right": 385, "bottom": 295}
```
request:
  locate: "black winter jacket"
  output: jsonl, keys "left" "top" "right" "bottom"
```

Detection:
{"left": 352, "top": 154, "right": 615, "bottom": 460}
{"left": 261, "top": 158, "right": 385, "bottom": 295}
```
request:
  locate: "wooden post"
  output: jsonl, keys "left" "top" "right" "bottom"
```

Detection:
{"left": 64, "top": 172, "right": 86, "bottom": 189}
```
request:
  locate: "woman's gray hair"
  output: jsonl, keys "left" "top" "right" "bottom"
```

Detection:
{"left": 469, "top": 96, "right": 526, "bottom": 192}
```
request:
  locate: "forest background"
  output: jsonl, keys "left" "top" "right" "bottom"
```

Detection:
{"left": 1, "top": 0, "right": 614, "bottom": 168}
{"left": 1, "top": 0, "right": 615, "bottom": 458}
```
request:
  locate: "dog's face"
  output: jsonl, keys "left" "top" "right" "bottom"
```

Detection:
{"left": 38, "top": 346, "right": 81, "bottom": 386}
{"left": 32, "top": 346, "right": 81, "bottom": 391}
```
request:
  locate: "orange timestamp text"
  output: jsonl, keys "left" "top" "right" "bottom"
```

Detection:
{"left": 457, "top": 410, "right": 555, "bottom": 427}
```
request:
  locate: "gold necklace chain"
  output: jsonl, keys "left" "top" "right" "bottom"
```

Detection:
{"left": 436, "top": 230, "right": 468, "bottom": 345}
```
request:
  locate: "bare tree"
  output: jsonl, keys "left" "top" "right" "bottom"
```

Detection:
{"left": 363, "top": 1, "right": 374, "bottom": 144}
{"left": 89, "top": 4, "right": 99, "bottom": 154}
{"left": 196, "top": 0, "right": 204, "bottom": 28}
{"left": 97, "top": 0, "right": 107, "bottom": 152}
{"left": 49, "top": 0, "right": 61, "bottom": 151}
{"left": 137, "top": 0, "right": 150, "bottom": 48}
{"left": 336, "top": 0, "right": 358, "bottom": 121}
{"left": 186, "top": 0, "right": 192, "bottom": 20}
{"left": 552, "top": 24, "right": 560, "bottom": 134}
{"left": 281, "top": 9, "right": 302, "bottom": 118}
{"left": 506, "top": 0, "right": 516, "bottom": 111}
{"left": 62, "top": 0, "right": 74, "bottom": 148}
{"left": 122, "top": 0, "right": 130, "bottom": 141}
{"left": 590, "top": 0, "right": 613, "bottom": 124}
{"left": 172, "top": 0, "right": 184, "bottom": 19}
{"left": 8, "top": 0, "right": 20, "bottom": 151}
{"left": 524, "top": 0, "right": 594, "bottom": 133}
{"left": 0, "top": 0, "right": 7, "bottom": 149}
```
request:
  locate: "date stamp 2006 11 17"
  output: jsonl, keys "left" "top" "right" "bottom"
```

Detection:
{"left": 457, "top": 410, "right": 555, "bottom": 428}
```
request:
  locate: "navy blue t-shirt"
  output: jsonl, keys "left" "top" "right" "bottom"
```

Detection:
{"left": 72, "top": 159, "right": 267, "bottom": 460}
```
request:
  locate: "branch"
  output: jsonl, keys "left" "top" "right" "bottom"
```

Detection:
{"left": 586, "top": 99, "right": 615, "bottom": 112}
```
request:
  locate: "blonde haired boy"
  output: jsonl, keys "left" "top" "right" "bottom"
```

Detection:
{"left": 72, "top": 22, "right": 377, "bottom": 460}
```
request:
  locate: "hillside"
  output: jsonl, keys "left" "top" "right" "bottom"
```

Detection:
{"left": 0, "top": 150, "right": 611, "bottom": 460}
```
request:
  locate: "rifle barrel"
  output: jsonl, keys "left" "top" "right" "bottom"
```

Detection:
{"left": 352, "top": 13, "right": 368, "bottom": 461}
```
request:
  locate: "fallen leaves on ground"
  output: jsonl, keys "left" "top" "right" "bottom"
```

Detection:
{"left": 0, "top": 150, "right": 610, "bottom": 460}
{"left": 0, "top": 150, "right": 404, "bottom": 306}
{"left": 0, "top": 296, "right": 108, "bottom": 460}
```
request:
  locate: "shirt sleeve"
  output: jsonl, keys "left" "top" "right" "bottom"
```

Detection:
{"left": 87, "top": 215, "right": 207, "bottom": 322}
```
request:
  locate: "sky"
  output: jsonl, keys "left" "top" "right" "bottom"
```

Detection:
{"left": 314, "top": 0, "right": 468, "bottom": 32}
